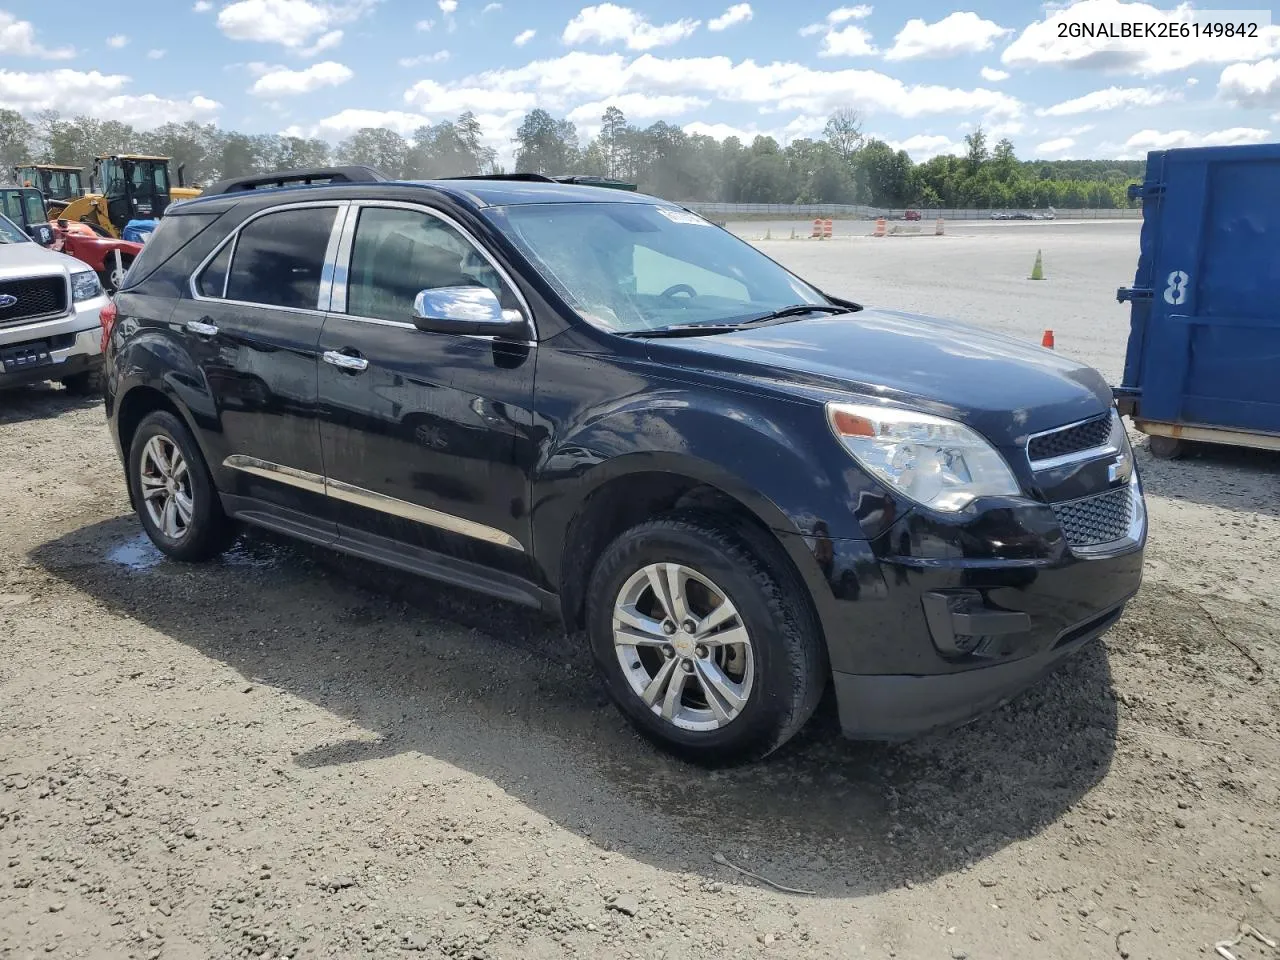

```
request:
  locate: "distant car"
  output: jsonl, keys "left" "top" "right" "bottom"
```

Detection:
{"left": 1011, "top": 212, "right": 1034, "bottom": 221}
{"left": 903, "top": 209, "right": 921, "bottom": 221}
{"left": 989, "top": 212, "right": 1009, "bottom": 220}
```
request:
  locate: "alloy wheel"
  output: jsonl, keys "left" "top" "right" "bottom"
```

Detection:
{"left": 139, "top": 434, "right": 194, "bottom": 540}
{"left": 612, "top": 562, "right": 754, "bottom": 732}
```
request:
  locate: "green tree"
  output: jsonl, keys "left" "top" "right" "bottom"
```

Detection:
{"left": 513, "top": 108, "right": 579, "bottom": 174}
{"left": 336, "top": 128, "right": 408, "bottom": 177}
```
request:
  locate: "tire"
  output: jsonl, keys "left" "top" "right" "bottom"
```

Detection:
{"left": 126, "top": 410, "right": 235, "bottom": 562}
{"left": 61, "top": 368, "right": 104, "bottom": 396}
{"left": 586, "top": 512, "right": 826, "bottom": 765}
{"left": 1148, "top": 435, "right": 1186, "bottom": 460}
{"left": 99, "top": 255, "right": 132, "bottom": 294}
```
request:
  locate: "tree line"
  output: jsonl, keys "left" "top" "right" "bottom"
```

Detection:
{"left": 0, "top": 106, "right": 1144, "bottom": 209}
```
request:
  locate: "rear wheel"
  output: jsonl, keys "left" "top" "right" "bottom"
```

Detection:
{"left": 586, "top": 513, "right": 826, "bottom": 765}
{"left": 99, "top": 254, "right": 133, "bottom": 294}
{"left": 127, "top": 410, "right": 235, "bottom": 562}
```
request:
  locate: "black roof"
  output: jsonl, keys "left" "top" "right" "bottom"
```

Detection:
{"left": 179, "top": 169, "right": 664, "bottom": 214}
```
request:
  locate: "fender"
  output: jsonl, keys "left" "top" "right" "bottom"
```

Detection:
{"left": 530, "top": 384, "right": 905, "bottom": 590}
{"left": 53, "top": 223, "right": 143, "bottom": 273}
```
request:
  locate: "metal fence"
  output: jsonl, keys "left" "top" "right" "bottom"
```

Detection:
{"left": 684, "top": 202, "right": 1142, "bottom": 221}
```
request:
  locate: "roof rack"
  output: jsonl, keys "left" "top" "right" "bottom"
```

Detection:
{"left": 441, "top": 173, "right": 557, "bottom": 183}
{"left": 200, "top": 165, "right": 389, "bottom": 197}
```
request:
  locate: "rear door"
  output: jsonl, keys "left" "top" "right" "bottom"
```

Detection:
{"left": 315, "top": 201, "right": 538, "bottom": 580}
{"left": 1132, "top": 145, "right": 1280, "bottom": 433}
{"left": 171, "top": 201, "right": 346, "bottom": 528}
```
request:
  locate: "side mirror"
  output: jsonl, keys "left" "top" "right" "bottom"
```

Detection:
{"left": 30, "top": 224, "right": 55, "bottom": 247}
{"left": 411, "top": 286, "right": 528, "bottom": 339}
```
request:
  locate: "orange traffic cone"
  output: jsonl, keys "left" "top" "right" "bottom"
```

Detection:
{"left": 1041, "top": 329, "right": 1055, "bottom": 349}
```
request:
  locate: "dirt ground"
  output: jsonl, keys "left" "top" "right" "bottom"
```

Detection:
{"left": 3, "top": 226, "right": 1280, "bottom": 959}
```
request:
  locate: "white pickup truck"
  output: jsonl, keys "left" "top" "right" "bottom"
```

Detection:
{"left": 0, "top": 211, "right": 109, "bottom": 394}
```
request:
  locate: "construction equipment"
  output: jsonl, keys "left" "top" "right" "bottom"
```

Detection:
{"left": 12, "top": 164, "right": 85, "bottom": 216}
{"left": 49, "top": 155, "right": 201, "bottom": 239}
{"left": 0, "top": 185, "right": 142, "bottom": 291}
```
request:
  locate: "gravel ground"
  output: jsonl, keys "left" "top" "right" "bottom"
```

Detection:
{"left": 2, "top": 223, "right": 1278, "bottom": 960}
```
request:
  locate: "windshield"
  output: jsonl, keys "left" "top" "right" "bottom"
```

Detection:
{"left": 484, "top": 202, "right": 827, "bottom": 332}
{"left": 0, "top": 214, "right": 30, "bottom": 244}
{"left": 45, "top": 170, "right": 82, "bottom": 199}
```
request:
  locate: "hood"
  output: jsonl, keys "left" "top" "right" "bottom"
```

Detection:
{"left": 0, "top": 241, "right": 81, "bottom": 279}
{"left": 646, "top": 308, "right": 1114, "bottom": 448}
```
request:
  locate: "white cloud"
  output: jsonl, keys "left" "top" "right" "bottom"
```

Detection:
{"left": 514, "top": 28, "right": 536, "bottom": 46}
{"left": 682, "top": 120, "right": 769, "bottom": 142}
{"left": 147, "top": 49, "right": 167, "bottom": 59}
{"left": 1124, "top": 126, "right": 1272, "bottom": 152}
{"left": 399, "top": 51, "right": 450, "bottom": 67}
{"left": 828, "top": 6, "right": 872, "bottom": 24}
{"left": 302, "top": 29, "right": 343, "bottom": 55}
{"left": 1002, "top": 0, "right": 1280, "bottom": 75}
{"left": 483, "top": 2, "right": 502, "bottom": 11}
{"left": 0, "top": 11, "right": 76, "bottom": 59}
{"left": 438, "top": 0, "right": 457, "bottom": 11}
{"left": 1186, "top": 77, "right": 1198, "bottom": 86}
{"left": 987, "top": 120, "right": 1025, "bottom": 137}
{"left": 980, "top": 66, "right": 1009, "bottom": 82}
{"left": 106, "top": 34, "right": 129, "bottom": 48}
{"left": 563, "top": 4, "right": 700, "bottom": 51}
{"left": 218, "top": 0, "right": 374, "bottom": 50}
{"left": 0, "top": 68, "right": 221, "bottom": 126}
{"left": 1065, "top": 123, "right": 1095, "bottom": 135}
{"left": 443, "top": 51, "right": 1023, "bottom": 120}
{"left": 416, "top": 19, "right": 434, "bottom": 31}
{"left": 1219, "top": 58, "right": 1280, "bottom": 109}
{"left": 1036, "top": 137, "right": 1075, "bottom": 154}
{"left": 709, "top": 3, "right": 752, "bottom": 32}
{"left": 404, "top": 78, "right": 539, "bottom": 114}
{"left": 250, "top": 60, "right": 354, "bottom": 95}
{"left": 1037, "top": 85, "right": 1180, "bottom": 116}
{"left": 567, "top": 93, "right": 708, "bottom": 124}
{"left": 821, "top": 25, "right": 876, "bottom": 57}
{"left": 882, "top": 133, "right": 964, "bottom": 161}
{"left": 193, "top": 0, "right": 213, "bottom": 10}
{"left": 885, "top": 12, "right": 1010, "bottom": 61}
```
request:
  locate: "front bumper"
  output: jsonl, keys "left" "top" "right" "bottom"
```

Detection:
{"left": 0, "top": 294, "right": 106, "bottom": 389}
{"left": 777, "top": 476, "right": 1146, "bottom": 741}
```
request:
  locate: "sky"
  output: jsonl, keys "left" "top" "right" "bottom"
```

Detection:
{"left": 1, "top": 0, "right": 1278, "bottom": 166}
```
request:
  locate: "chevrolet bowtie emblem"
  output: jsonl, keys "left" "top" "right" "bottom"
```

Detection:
{"left": 1108, "top": 454, "right": 1131, "bottom": 484}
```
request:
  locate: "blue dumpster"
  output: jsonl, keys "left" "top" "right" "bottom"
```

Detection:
{"left": 1114, "top": 142, "right": 1280, "bottom": 458}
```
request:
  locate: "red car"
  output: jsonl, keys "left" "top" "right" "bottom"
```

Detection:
{"left": 904, "top": 209, "right": 922, "bottom": 221}
{"left": 51, "top": 221, "right": 143, "bottom": 293}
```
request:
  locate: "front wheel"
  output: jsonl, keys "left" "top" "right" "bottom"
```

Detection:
{"left": 586, "top": 514, "right": 826, "bottom": 765}
{"left": 127, "top": 410, "right": 235, "bottom": 562}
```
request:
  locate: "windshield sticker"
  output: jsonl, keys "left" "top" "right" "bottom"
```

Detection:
{"left": 657, "top": 208, "right": 711, "bottom": 226}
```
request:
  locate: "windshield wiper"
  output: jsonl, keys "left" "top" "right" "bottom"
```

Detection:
{"left": 621, "top": 304, "right": 854, "bottom": 338}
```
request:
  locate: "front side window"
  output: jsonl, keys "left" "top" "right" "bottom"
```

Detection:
{"left": 225, "top": 206, "right": 337, "bottom": 310}
{"left": 343, "top": 206, "right": 513, "bottom": 323}
{"left": 99, "top": 159, "right": 125, "bottom": 198}
{"left": 484, "top": 202, "right": 825, "bottom": 333}
{"left": 23, "top": 191, "right": 45, "bottom": 226}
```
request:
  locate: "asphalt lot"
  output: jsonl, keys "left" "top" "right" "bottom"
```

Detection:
{"left": 1, "top": 220, "right": 1277, "bottom": 960}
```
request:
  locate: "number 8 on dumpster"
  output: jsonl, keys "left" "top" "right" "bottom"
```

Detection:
{"left": 1163, "top": 270, "right": 1189, "bottom": 306}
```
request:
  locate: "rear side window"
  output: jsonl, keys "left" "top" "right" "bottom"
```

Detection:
{"left": 197, "top": 242, "right": 232, "bottom": 298}
{"left": 121, "top": 212, "right": 219, "bottom": 289}
{"left": 225, "top": 207, "right": 337, "bottom": 311}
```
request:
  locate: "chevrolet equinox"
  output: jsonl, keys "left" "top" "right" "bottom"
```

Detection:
{"left": 103, "top": 167, "right": 1146, "bottom": 763}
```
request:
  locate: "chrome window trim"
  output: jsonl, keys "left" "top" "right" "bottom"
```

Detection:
{"left": 332, "top": 199, "right": 537, "bottom": 343}
{"left": 188, "top": 200, "right": 350, "bottom": 316}
{"left": 222, "top": 455, "right": 524, "bottom": 552}
{"left": 1026, "top": 409, "right": 1122, "bottom": 472}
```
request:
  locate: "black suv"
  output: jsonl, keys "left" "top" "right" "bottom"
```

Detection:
{"left": 104, "top": 167, "right": 1145, "bottom": 763}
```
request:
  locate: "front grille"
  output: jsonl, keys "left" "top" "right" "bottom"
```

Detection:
{"left": 1052, "top": 487, "right": 1133, "bottom": 547}
{"left": 1028, "top": 414, "right": 1113, "bottom": 464}
{"left": 0, "top": 276, "right": 67, "bottom": 328}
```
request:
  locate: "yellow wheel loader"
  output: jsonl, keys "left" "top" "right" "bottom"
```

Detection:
{"left": 50, "top": 155, "right": 202, "bottom": 239}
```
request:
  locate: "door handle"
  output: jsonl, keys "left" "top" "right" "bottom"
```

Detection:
{"left": 323, "top": 350, "right": 369, "bottom": 372}
{"left": 186, "top": 319, "right": 218, "bottom": 336}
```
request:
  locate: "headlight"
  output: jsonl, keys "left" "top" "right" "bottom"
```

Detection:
{"left": 71, "top": 270, "right": 103, "bottom": 302}
{"left": 825, "top": 401, "right": 1020, "bottom": 512}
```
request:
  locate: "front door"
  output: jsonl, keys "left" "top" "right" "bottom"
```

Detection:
{"left": 170, "top": 202, "right": 345, "bottom": 526}
{"left": 316, "top": 202, "right": 538, "bottom": 577}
